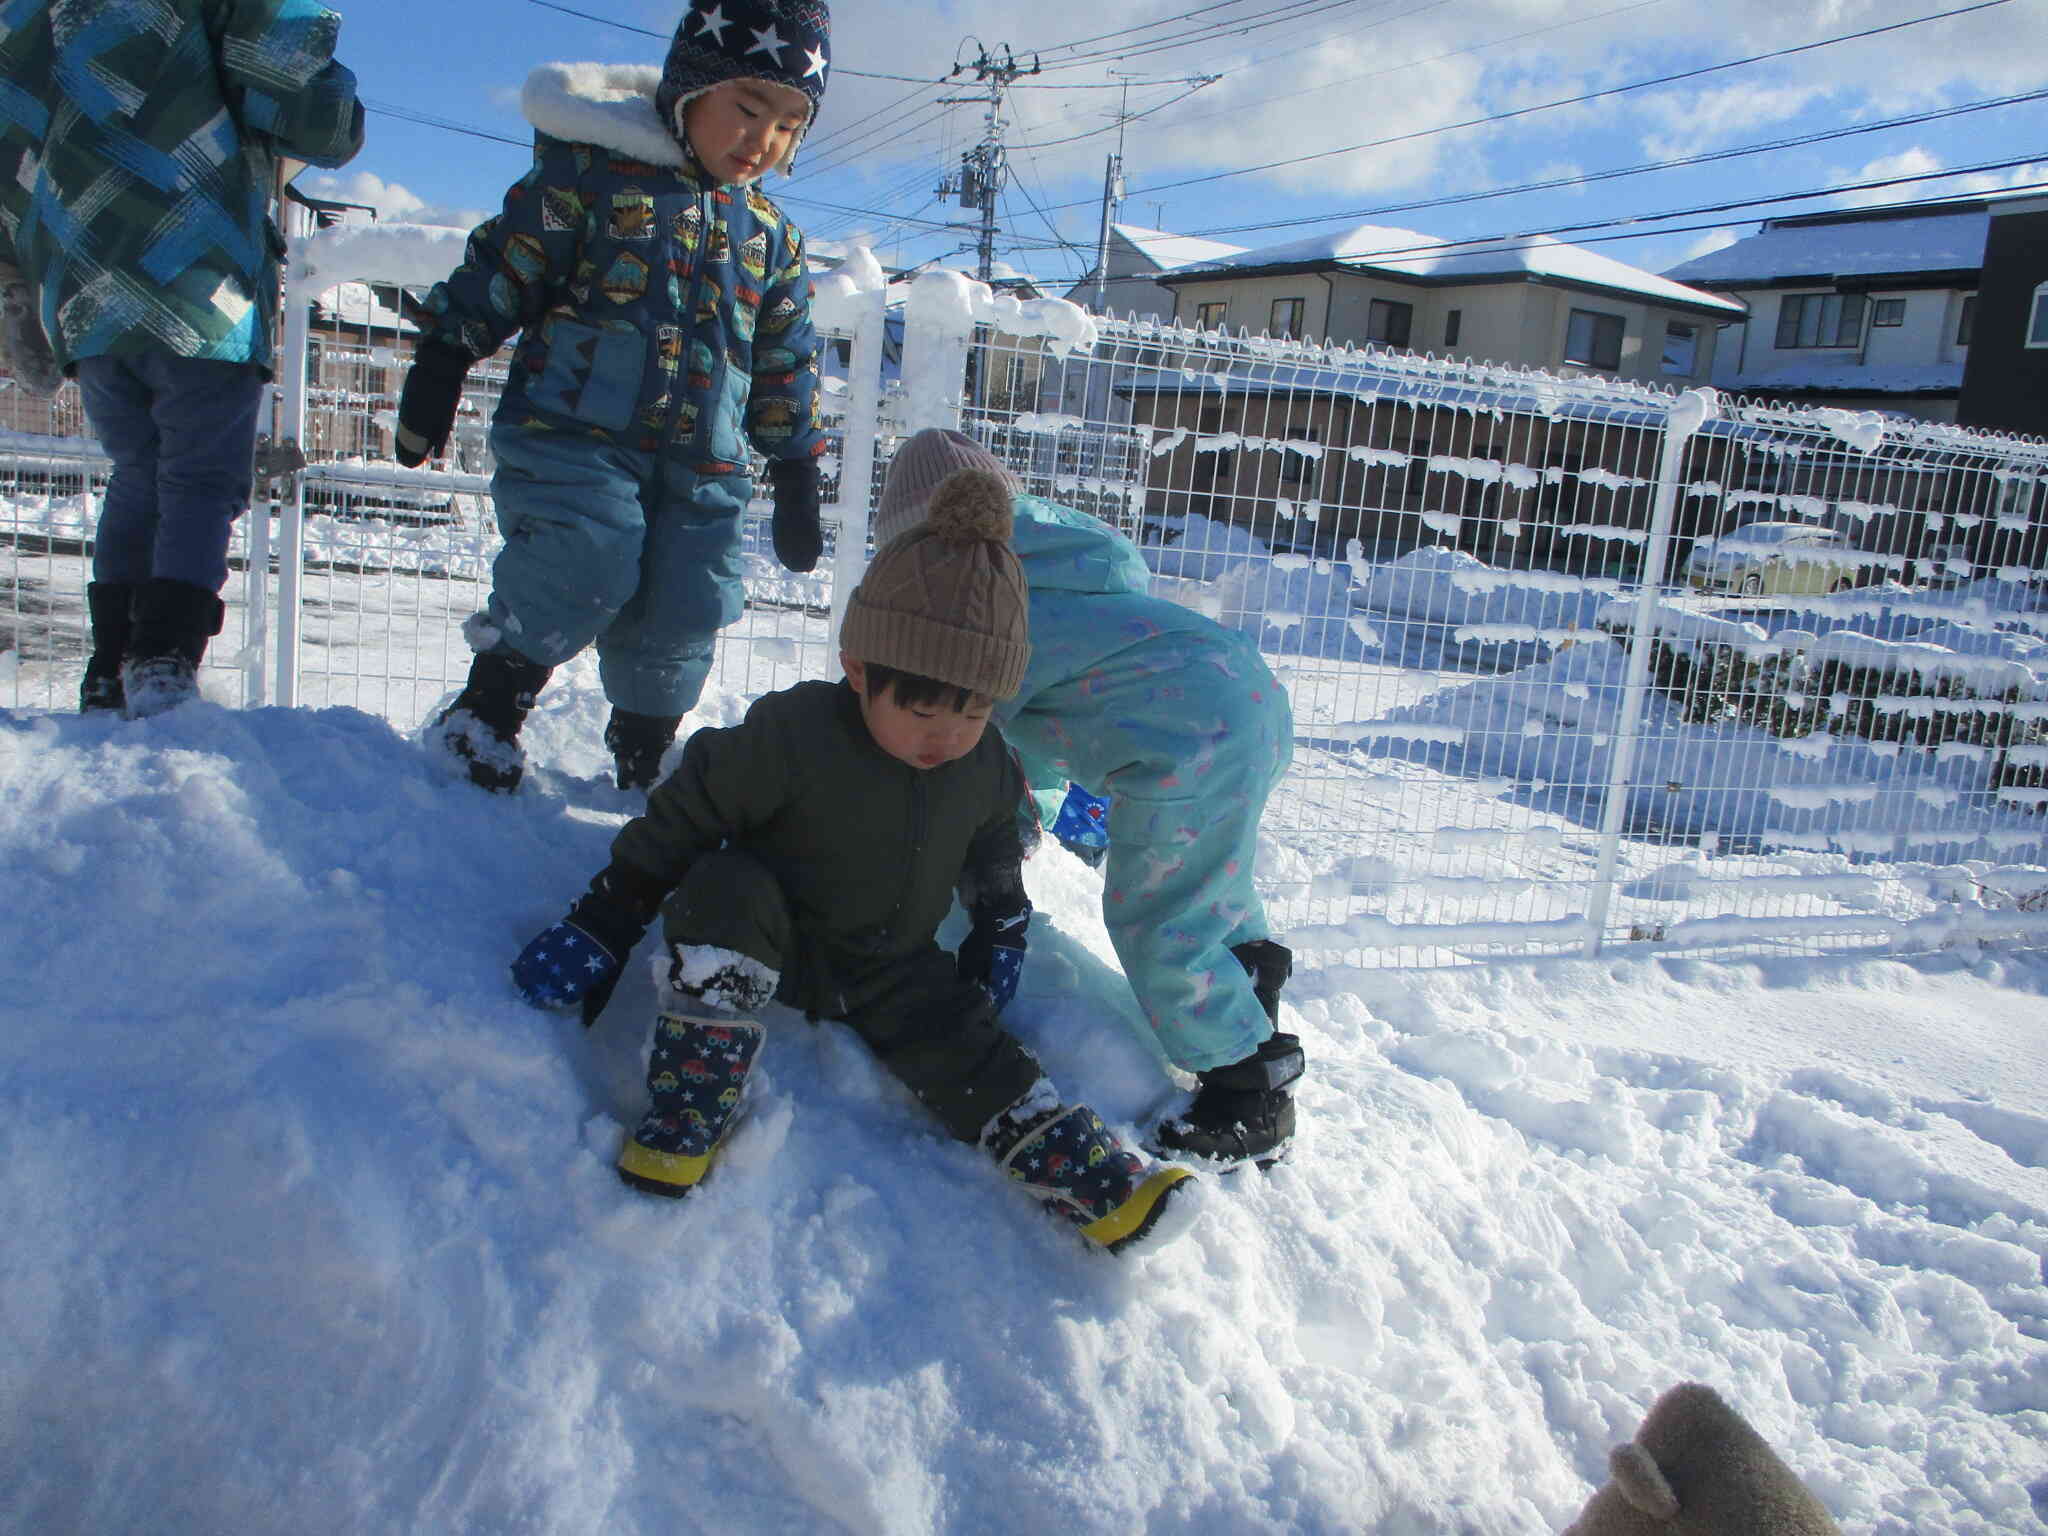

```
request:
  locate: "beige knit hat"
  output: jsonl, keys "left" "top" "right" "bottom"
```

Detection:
{"left": 840, "top": 466, "right": 1031, "bottom": 699}
{"left": 874, "top": 428, "right": 1018, "bottom": 548}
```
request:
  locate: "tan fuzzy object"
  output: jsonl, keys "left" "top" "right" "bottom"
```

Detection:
{"left": 838, "top": 466, "right": 1031, "bottom": 699}
{"left": 924, "top": 466, "right": 1014, "bottom": 544}
{"left": 1563, "top": 1383, "right": 1842, "bottom": 1536}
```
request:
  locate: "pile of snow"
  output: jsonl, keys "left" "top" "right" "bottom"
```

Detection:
{"left": 2, "top": 675, "right": 2046, "bottom": 1532}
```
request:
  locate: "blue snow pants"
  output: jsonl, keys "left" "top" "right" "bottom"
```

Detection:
{"left": 1000, "top": 617, "right": 1293, "bottom": 1073}
{"left": 483, "top": 423, "right": 751, "bottom": 717}
{"left": 77, "top": 354, "right": 264, "bottom": 592}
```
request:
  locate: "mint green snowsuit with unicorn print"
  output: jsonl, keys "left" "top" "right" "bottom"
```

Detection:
{"left": 1000, "top": 494, "right": 1293, "bottom": 1074}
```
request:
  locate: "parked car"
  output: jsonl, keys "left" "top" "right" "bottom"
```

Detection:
{"left": 1683, "top": 521, "right": 1864, "bottom": 596}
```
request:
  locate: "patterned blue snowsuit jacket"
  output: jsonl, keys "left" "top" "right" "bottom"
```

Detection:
{"left": 1001, "top": 494, "right": 1295, "bottom": 1074}
{"left": 417, "top": 130, "right": 824, "bottom": 474}
{"left": 0, "top": 0, "right": 364, "bottom": 374}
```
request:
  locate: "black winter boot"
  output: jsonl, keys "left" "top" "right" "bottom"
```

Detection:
{"left": 1152, "top": 1033, "right": 1305, "bottom": 1171}
{"left": 427, "top": 649, "right": 553, "bottom": 792}
{"left": 80, "top": 580, "right": 135, "bottom": 714}
{"left": 120, "top": 578, "right": 225, "bottom": 718}
{"left": 1153, "top": 942, "right": 1302, "bottom": 1170}
{"left": 604, "top": 707, "right": 684, "bottom": 792}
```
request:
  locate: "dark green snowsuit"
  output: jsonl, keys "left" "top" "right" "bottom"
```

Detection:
{"left": 608, "top": 679, "right": 1041, "bottom": 1140}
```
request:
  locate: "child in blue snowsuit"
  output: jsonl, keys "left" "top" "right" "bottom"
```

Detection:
{"left": 875, "top": 429, "right": 1306, "bottom": 1169}
{"left": 394, "top": 0, "right": 832, "bottom": 793}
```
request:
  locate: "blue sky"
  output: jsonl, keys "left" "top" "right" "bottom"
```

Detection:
{"left": 312, "top": 0, "right": 2048, "bottom": 290}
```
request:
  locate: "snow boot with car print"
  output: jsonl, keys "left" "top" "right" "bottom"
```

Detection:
{"left": 982, "top": 1082, "right": 1204, "bottom": 1256}
{"left": 1151, "top": 940, "right": 1303, "bottom": 1171}
{"left": 615, "top": 947, "right": 777, "bottom": 1198}
{"left": 427, "top": 649, "right": 553, "bottom": 793}
{"left": 604, "top": 707, "right": 683, "bottom": 792}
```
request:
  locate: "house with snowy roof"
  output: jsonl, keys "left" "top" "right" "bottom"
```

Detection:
{"left": 1662, "top": 198, "right": 1989, "bottom": 426}
{"left": 1063, "top": 223, "right": 1250, "bottom": 320}
{"left": 1957, "top": 193, "right": 2048, "bottom": 438}
{"left": 1152, "top": 222, "right": 1743, "bottom": 386}
{"left": 1048, "top": 224, "right": 1743, "bottom": 571}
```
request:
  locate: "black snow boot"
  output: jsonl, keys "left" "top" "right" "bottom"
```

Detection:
{"left": 604, "top": 707, "right": 684, "bottom": 792}
{"left": 1153, "top": 1033, "right": 1306, "bottom": 1171}
{"left": 1153, "top": 940, "right": 1302, "bottom": 1170}
{"left": 427, "top": 649, "right": 553, "bottom": 793}
{"left": 120, "top": 577, "right": 224, "bottom": 718}
{"left": 80, "top": 580, "right": 135, "bottom": 714}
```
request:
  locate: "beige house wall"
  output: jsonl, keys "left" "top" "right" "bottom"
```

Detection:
{"left": 1167, "top": 269, "right": 1723, "bottom": 387}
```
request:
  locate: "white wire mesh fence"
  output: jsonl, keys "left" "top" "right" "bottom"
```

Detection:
{"left": 4, "top": 242, "right": 2046, "bottom": 967}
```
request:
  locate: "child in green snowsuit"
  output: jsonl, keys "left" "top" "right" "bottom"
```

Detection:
{"left": 511, "top": 468, "right": 1205, "bottom": 1256}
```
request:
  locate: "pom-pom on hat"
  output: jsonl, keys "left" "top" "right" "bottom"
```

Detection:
{"left": 839, "top": 467, "right": 1032, "bottom": 700}
{"left": 874, "top": 427, "right": 1018, "bottom": 547}
{"left": 656, "top": 0, "right": 830, "bottom": 174}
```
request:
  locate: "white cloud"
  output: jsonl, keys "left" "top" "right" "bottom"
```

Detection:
{"left": 1675, "top": 226, "right": 1740, "bottom": 263}
{"left": 1820, "top": 147, "right": 2041, "bottom": 209}
{"left": 302, "top": 170, "right": 489, "bottom": 233}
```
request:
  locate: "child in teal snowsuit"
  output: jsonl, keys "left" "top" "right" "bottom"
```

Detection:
{"left": 393, "top": 0, "right": 832, "bottom": 794}
{"left": 875, "top": 429, "right": 1305, "bottom": 1169}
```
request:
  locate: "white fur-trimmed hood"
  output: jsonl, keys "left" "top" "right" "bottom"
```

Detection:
{"left": 520, "top": 63, "right": 685, "bottom": 167}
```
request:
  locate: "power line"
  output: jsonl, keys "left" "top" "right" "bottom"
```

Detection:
{"left": 1063, "top": 0, "right": 2014, "bottom": 209}
{"left": 1179, "top": 87, "right": 2048, "bottom": 241}
{"left": 1198, "top": 154, "right": 2048, "bottom": 272}
{"left": 364, "top": 99, "right": 528, "bottom": 149}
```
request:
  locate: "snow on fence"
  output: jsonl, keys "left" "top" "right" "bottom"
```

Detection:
{"left": 4, "top": 223, "right": 2047, "bottom": 967}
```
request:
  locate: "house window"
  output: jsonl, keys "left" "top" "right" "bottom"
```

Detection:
{"left": 1280, "top": 425, "right": 1320, "bottom": 484}
{"left": 1269, "top": 297, "right": 1305, "bottom": 339}
{"left": 1443, "top": 309, "right": 1462, "bottom": 348}
{"left": 2029, "top": 284, "right": 2048, "bottom": 348}
{"left": 1871, "top": 298, "right": 1906, "bottom": 327}
{"left": 1367, "top": 298, "right": 1413, "bottom": 348}
{"left": 1775, "top": 292, "right": 1865, "bottom": 348}
{"left": 1660, "top": 322, "right": 1699, "bottom": 377}
{"left": 1194, "top": 301, "right": 1227, "bottom": 331}
{"left": 1958, "top": 293, "right": 1975, "bottom": 346}
{"left": 1564, "top": 308, "right": 1624, "bottom": 370}
{"left": 1198, "top": 406, "right": 1233, "bottom": 480}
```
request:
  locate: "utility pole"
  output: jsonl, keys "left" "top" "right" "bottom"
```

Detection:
{"left": 1090, "top": 78, "right": 1132, "bottom": 316}
{"left": 935, "top": 42, "right": 1039, "bottom": 283}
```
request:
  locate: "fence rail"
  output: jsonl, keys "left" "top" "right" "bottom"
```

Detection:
{"left": 4, "top": 226, "right": 2046, "bottom": 966}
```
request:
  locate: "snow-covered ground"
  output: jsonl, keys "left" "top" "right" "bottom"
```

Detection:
{"left": 5, "top": 592, "right": 2048, "bottom": 1530}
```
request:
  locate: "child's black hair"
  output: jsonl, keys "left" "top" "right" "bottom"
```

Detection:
{"left": 860, "top": 661, "right": 989, "bottom": 713}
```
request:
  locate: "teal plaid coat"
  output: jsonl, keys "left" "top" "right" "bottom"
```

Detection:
{"left": 0, "top": 0, "right": 364, "bottom": 374}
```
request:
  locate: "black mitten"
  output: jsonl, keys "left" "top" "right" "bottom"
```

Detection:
{"left": 767, "top": 457, "right": 823, "bottom": 573}
{"left": 394, "top": 340, "right": 470, "bottom": 467}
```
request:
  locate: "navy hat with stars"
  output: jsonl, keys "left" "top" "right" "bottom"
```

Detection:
{"left": 656, "top": 0, "right": 830, "bottom": 173}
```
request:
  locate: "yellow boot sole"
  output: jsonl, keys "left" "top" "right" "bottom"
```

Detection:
{"left": 1081, "top": 1164, "right": 1202, "bottom": 1254}
{"left": 616, "top": 1137, "right": 717, "bottom": 1198}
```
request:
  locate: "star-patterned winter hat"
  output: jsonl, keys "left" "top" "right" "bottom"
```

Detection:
{"left": 656, "top": 0, "right": 830, "bottom": 174}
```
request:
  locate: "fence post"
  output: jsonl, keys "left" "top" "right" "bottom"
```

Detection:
{"left": 900, "top": 271, "right": 977, "bottom": 434}
{"left": 241, "top": 423, "right": 270, "bottom": 707}
{"left": 826, "top": 275, "right": 887, "bottom": 646}
{"left": 1584, "top": 387, "right": 1718, "bottom": 956}
{"left": 273, "top": 213, "right": 314, "bottom": 709}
